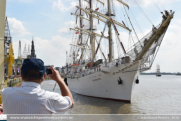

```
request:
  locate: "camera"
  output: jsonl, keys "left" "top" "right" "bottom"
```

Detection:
{"left": 46, "top": 68, "right": 52, "bottom": 75}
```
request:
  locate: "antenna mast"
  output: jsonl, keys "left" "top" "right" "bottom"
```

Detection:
{"left": 16, "top": 40, "right": 22, "bottom": 76}
{"left": 18, "top": 41, "right": 21, "bottom": 58}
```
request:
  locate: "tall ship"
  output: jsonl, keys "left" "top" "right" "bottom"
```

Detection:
{"left": 156, "top": 65, "right": 161, "bottom": 76}
{"left": 62, "top": 0, "right": 174, "bottom": 103}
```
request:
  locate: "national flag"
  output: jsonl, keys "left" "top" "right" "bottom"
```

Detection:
{"left": 81, "top": 25, "right": 85, "bottom": 28}
{"left": 95, "top": 8, "right": 99, "bottom": 11}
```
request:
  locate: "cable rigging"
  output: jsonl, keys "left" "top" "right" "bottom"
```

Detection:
{"left": 120, "top": 4, "right": 129, "bottom": 28}
{"left": 157, "top": 0, "right": 166, "bottom": 11}
{"left": 151, "top": 0, "right": 162, "bottom": 12}
{"left": 133, "top": 0, "right": 154, "bottom": 25}
{"left": 123, "top": 5, "right": 142, "bottom": 47}
{"left": 129, "top": 8, "right": 144, "bottom": 37}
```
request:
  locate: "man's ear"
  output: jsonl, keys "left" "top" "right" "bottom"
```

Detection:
{"left": 20, "top": 72, "right": 24, "bottom": 80}
{"left": 44, "top": 73, "right": 46, "bottom": 79}
{"left": 42, "top": 73, "right": 46, "bottom": 82}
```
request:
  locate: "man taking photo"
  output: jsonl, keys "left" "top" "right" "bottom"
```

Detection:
{"left": 1, "top": 58, "right": 74, "bottom": 114}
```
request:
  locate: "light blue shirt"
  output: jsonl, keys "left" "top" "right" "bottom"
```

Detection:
{"left": 1, "top": 82, "right": 72, "bottom": 114}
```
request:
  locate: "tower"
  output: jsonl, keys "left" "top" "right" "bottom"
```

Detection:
{"left": 22, "top": 44, "right": 28, "bottom": 59}
{"left": 27, "top": 45, "right": 31, "bottom": 58}
{"left": 15, "top": 40, "right": 22, "bottom": 76}
{"left": 28, "top": 45, "right": 30, "bottom": 55}
{"left": 30, "top": 38, "right": 36, "bottom": 58}
{"left": 4, "top": 16, "right": 13, "bottom": 76}
{"left": 18, "top": 41, "right": 21, "bottom": 59}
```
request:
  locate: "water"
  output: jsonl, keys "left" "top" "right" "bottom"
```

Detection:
{"left": 41, "top": 75, "right": 181, "bottom": 114}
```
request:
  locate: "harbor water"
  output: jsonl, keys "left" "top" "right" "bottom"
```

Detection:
{"left": 41, "top": 75, "right": 181, "bottom": 114}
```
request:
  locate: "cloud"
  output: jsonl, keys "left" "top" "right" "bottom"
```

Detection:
{"left": 53, "top": 0, "right": 78, "bottom": 12}
{"left": 115, "top": 0, "right": 181, "bottom": 7}
{"left": 58, "top": 21, "right": 76, "bottom": 34}
{"left": 13, "top": 35, "right": 71, "bottom": 67}
{"left": 8, "top": 0, "right": 34, "bottom": 3}
{"left": 8, "top": 18, "right": 31, "bottom": 36}
{"left": 39, "top": 12, "right": 59, "bottom": 21}
{"left": 124, "top": 0, "right": 153, "bottom": 7}
{"left": 32, "top": 35, "right": 71, "bottom": 67}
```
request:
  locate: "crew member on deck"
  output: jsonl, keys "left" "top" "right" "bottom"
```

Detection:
{"left": 1, "top": 58, "right": 74, "bottom": 114}
{"left": 165, "top": 10, "right": 169, "bottom": 17}
{"left": 152, "top": 25, "right": 157, "bottom": 33}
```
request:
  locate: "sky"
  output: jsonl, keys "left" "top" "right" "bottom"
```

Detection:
{"left": 5, "top": 0, "right": 181, "bottom": 72}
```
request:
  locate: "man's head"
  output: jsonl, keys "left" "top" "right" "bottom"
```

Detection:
{"left": 21, "top": 58, "right": 46, "bottom": 82}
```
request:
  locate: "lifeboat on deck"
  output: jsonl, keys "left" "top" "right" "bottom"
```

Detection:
{"left": 71, "top": 64, "right": 80, "bottom": 67}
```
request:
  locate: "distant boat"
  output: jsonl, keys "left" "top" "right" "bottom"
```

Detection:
{"left": 156, "top": 65, "right": 161, "bottom": 76}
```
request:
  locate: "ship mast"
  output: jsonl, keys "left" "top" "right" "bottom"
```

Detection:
{"left": 90, "top": 0, "right": 95, "bottom": 61}
{"left": 71, "top": 0, "right": 131, "bottom": 63}
{"left": 79, "top": 0, "right": 83, "bottom": 60}
{"left": 107, "top": 0, "right": 113, "bottom": 62}
{"left": 157, "top": 65, "right": 160, "bottom": 72}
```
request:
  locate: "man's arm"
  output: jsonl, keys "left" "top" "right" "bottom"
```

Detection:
{"left": 48, "top": 66, "right": 74, "bottom": 108}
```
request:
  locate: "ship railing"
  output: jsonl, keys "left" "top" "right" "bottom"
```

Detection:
{"left": 69, "top": 57, "right": 136, "bottom": 78}
{"left": 124, "top": 22, "right": 167, "bottom": 70}
{"left": 125, "top": 21, "right": 169, "bottom": 72}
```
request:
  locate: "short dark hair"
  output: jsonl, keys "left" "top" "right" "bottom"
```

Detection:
{"left": 22, "top": 70, "right": 44, "bottom": 81}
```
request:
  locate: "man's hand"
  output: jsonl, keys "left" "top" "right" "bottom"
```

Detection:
{"left": 48, "top": 66, "right": 62, "bottom": 82}
{"left": 0, "top": 104, "right": 3, "bottom": 112}
{"left": 48, "top": 66, "right": 74, "bottom": 108}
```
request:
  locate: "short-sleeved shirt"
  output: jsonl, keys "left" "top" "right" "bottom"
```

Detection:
{"left": 1, "top": 82, "right": 72, "bottom": 114}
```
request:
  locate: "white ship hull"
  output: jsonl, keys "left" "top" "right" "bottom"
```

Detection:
{"left": 67, "top": 62, "right": 140, "bottom": 103}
